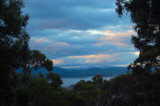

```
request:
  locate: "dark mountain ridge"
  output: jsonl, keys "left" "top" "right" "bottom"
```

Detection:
{"left": 29, "top": 66, "right": 127, "bottom": 78}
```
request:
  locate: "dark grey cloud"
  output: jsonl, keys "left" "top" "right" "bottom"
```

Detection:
{"left": 24, "top": 0, "right": 130, "bottom": 31}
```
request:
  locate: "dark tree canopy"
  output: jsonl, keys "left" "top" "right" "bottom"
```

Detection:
{"left": 0, "top": 0, "right": 53, "bottom": 104}
{"left": 47, "top": 73, "right": 62, "bottom": 89}
{"left": 0, "top": 0, "right": 30, "bottom": 69}
{"left": 116, "top": 0, "right": 160, "bottom": 76}
{"left": 22, "top": 50, "right": 53, "bottom": 87}
{"left": 22, "top": 50, "right": 53, "bottom": 75}
{"left": 0, "top": 0, "right": 30, "bottom": 104}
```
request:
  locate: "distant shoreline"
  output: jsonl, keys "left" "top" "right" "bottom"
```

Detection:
{"left": 62, "top": 76, "right": 115, "bottom": 87}
{"left": 61, "top": 75, "right": 116, "bottom": 79}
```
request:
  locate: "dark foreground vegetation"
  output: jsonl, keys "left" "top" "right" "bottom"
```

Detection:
{"left": 3, "top": 72, "right": 160, "bottom": 106}
{"left": 0, "top": 0, "right": 160, "bottom": 106}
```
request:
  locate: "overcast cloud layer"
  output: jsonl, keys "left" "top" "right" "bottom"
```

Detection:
{"left": 24, "top": 0, "right": 138, "bottom": 68}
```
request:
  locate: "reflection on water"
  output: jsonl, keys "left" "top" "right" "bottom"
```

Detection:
{"left": 62, "top": 76, "right": 114, "bottom": 87}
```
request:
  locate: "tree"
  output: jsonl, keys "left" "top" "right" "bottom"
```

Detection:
{"left": 0, "top": 0, "right": 29, "bottom": 105}
{"left": 0, "top": 1, "right": 53, "bottom": 104}
{"left": 15, "top": 88, "right": 30, "bottom": 106}
{"left": 142, "top": 72, "right": 160, "bottom": 105}
{"left": 74, "top": 75, "right": 109, "bottom": 106}
{"left": 47, "top": 73, "right": 62, "bottom": 90}
{"left": 0, "top": 0, "right": 29, "bottom": 73}
{"left": 109, "top": 74, "right": 136, "bottom": 106}
{"left": 116, "top": 0, "right": 160, "bottom": 77}
{"left": 21, "top": 50, "right": 53, "bottom": 87}
{"left": 115, "top": 0, "right": 160, "bottom": 105}
{"left": 92, "top": 74, "right": 103, "bottom": 89}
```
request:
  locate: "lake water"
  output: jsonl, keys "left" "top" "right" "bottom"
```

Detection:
{"left": 62, "top": 76, "right": 114, "bottom": 87}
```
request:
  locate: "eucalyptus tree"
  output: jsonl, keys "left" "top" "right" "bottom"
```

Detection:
{"left": 0, "top": 0, "right": 29, "bottom": 105}
{"left": 21, "top": 50, "right": 53, "bottom": 87}
{"left": 116, "top": 0, "right": 160, "bottom": 77}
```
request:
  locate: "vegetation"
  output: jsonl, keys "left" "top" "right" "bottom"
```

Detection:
{"left": 0, "top": 0, "right": 160, "bottom": 106}
{"left": 116, "top": 0, "right": 160, "bottom": 77}
{"left": 0, "top": 0, "right": 53, "bottom": 105}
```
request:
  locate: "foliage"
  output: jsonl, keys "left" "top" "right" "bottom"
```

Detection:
{"left": 109, "top": 74, "right": 137, "bottom": 106}
{"left": 74, "top": 75, "right": 109, "bottom": 106}
{"left": 116, "top": 0, "right": 160, "bottom": 77}
{"left": 0, "top": 0, "right": 29, "bottom": 105}
{"left": 46, "top": 73, "right": 63, "bottom": 90}
{"left": 0, "top": 0, "right": 53, "bottom": 105}
{"left": 15, "top": 88, "right": 30, "bottom": 106}
{"left": 21, "top": 50, "right": 53, "bottom": 87}
{"left": 0, "top": 0, "right": 30, "bottom": 73}
{"left": 115, "top": 1, "right": 160, "bottom": 105}
{"left": 92, "top": 74, "right": 103, "bottom": 89}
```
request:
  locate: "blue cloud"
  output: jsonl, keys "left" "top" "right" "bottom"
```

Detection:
{"left": 24, "top": 0, "right": 137, "bottom": 68}
{"left": 24, "top": 0, "right": 130, "bottom": 31}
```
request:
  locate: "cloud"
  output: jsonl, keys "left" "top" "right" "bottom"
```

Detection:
{"left": 34, "top": 38, "right": 51, "bottom": 43}
{"left": 98, "top": 30, "right": 136, "bottom": 47}
{"left": 29, "top": 26, "right": 137, "bottom": 60}
{"left": 24, "top": 0, "right": 130, "bottom": 31}
{"left": 49, "top": 51, "right": 138, "bottom": 68}
{"left": 52, "top": 59, "right": 64, "bottom": 65}
{"left": 69, "top": 54, "right": 119, "bottom": 63}
{"left": 130, "top": 52, "right": 140, "bottom": 56}
{"left": 84, "top": 54, "right": 118, "bottom": 63}
{"left": 113, "top": 64, "right": 129, "bottom": 67}
{"left": 24, "top": 0, "right": 138, "bottom": 68}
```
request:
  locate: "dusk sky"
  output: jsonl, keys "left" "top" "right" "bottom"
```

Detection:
{"left": 23, "top": 0, "right": 139, "bottom": 69}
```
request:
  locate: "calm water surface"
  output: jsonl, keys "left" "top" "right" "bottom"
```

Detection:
{"left": 62, "top": 76, "right": 114, "bottom": 87}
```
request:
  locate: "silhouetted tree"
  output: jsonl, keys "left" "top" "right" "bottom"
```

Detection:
{"left": 116, "top": 1, "right": 160, "bottom": 105}
{"left": 116, "top": 0, "right": 160, "bottom": 77}
{"left": 0, "top": 1, "right": 53, "bottom": 105}
{"left": 92, "top": 74, "right": 103, "bottom": 89}
{"left": 74, "top": 75, "right": 110, "bottom": 106}
{"left": 47, "top": 73, "right": 62, "bottom": 90}
{"left": 15, "top": 88, "right": 30, "bottom": 106}
{"left": 109, "top": 74, "right": 136, "bottom": 106}
{"left": 0, "top": 0, "right": 29, "bottom": 105}
{"left": 21, "top": 50, "right": 53, "bottom": 87}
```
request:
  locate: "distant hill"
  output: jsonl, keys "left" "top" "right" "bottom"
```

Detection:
{"left": 30, "top": 66, "right": 127, "bottom": 78}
